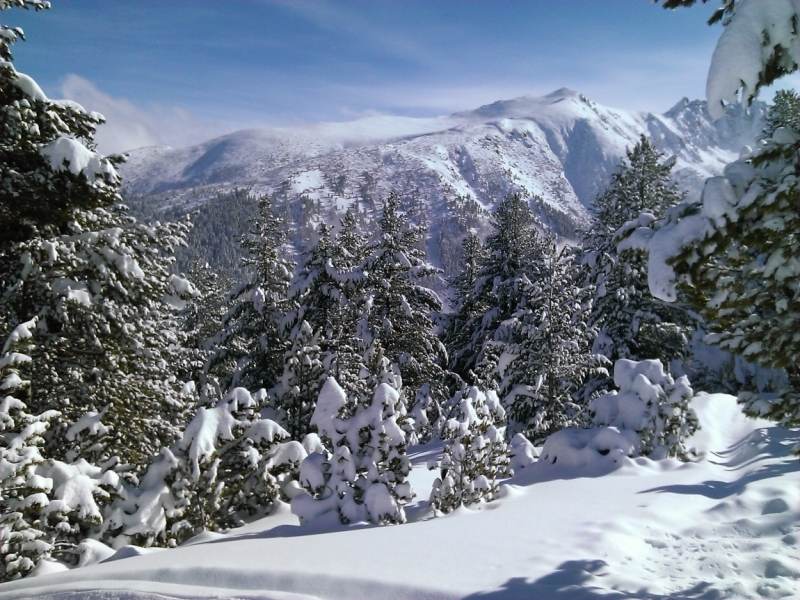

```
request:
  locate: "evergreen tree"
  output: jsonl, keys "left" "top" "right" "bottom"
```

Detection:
{"left": 582, "top": 135, "right": 688, "bottom": 370}
{"left": 337, "top": 208, "right": 368, "bottom": 269}
{"left": 0, "top": 1, "right": 122, "bottom": 248}
{"left": 0, "top": 206, "right": 195, "bottom": 469}
{"left": 1, "top": 321, "right": 124, "bottom": 578}
{"left": 648, "top": 0, "right": 800, "bottom": 448}
{"left": 441, "top": 231, "right": 488, "bottom": 378}
{"left": 361, "top": 194, "right": 449, "bottom": 438}
{"left": 114, "top": 388, "right": 303, "bottom": 547}
{"left": 0, "top": 319, "right": 52, "bottom": 581}
{"left": 661, "top": 112, "right": 800, "bottom": 434}
{"left": 448, "top": 193, "right": 541, "bottom": 381}
{"left": 273, "top": 321, "right": 325, "bottom": 440}
{"left": 292, "top": 378, "right": 414, "bottom": 525}
{"left": 429, "top": 387, "right": 510, "bottom": 514}
{"left": 179, "top": 260, "right": 235, "bottom": 405}
{"left": 763, "top": 89, "right": 800, "bottom": 138}
{"left": 209, "top": 195, "right": 294, "bottom": 395}
{"left": 494, "top": 236, "right": 606, "bottom": 443}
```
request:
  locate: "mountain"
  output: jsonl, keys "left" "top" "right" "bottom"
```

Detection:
{"left": 119, "top": 89, "right": 765, "bottom": 275}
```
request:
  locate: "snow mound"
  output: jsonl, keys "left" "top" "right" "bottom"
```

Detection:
{"left": 539, "top": 426, "right": 639, "bottom": 470}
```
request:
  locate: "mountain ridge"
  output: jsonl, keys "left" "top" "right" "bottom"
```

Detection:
{"left": 119, "top": 89, "right": 765, "bottom": 275}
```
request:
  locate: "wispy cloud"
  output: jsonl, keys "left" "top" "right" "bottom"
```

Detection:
{"left": 59, "top": 75, "right": 234, "bottom": 154}
{"left": 264, "top": 0, "right": 439, "bottom": 68}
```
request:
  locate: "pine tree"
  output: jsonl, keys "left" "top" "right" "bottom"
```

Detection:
{"left": 429, "top": 387, "right": 510, "bottom": 514}
{"left": 273, "top": 321, "right": 325, "bottom": 440}
{"left": 582, "top": 135, "right": 688, "bottom": 369}
{"left": 648, "top": 0, "right": 800, "bottom": 450}
{"left": 0, "top": 319, "right": 52, "bottom": 581}
{"left": 361, "top": 194, "right": 449, "bottom": 438}
{"left": 662, "top": 111, "right": 800, "bottom": 434}
{"left": 495, "top": 236, "right": 606, "bottom": 444}
{"left": 114, "top": 388, "right": 302, "bottom": 546}
{"left": 1, "top": 319, "right": 123, "bottom": 578}
{"left": 337, "top": 208, "right": 368, "bottom": 270}
{"left": 448, "top": 193, "right": 542, "bottom": 381}
{"left": 292, "top": 378, "right": 414, "bottom": 525}
{"left": 763, "top": 89, "right": 800, "bottom": 138}
{"left": 209, "top": 195, "right": 294, "bottom": 395}
{"left": 179, "top": 260, "right": 235, "bottom": 405}
{"left": 0, "top": 206, "right": 195, "bottom": 469}
{"left": 0, "top": 1, "right": 122, "bottom": 248}
{"left": 441, "top": 232, "right": 488, "bottom": 378}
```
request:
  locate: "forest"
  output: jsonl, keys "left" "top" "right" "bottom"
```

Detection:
{"left": 0, "top": 0, "right": 799, "bottom": 593}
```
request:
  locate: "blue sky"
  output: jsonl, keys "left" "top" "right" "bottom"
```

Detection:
{"left": 5, "top": 0, "right": 775, "bottom": 153}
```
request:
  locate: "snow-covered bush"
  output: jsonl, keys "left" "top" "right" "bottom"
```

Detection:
{"left": 109, "top": 387, "right": 301, "bottom": 547}
{"left": 539, "top": 426, "right": 640, "bottom": 470}
{"left": 429, "top": 387, "right": 511, "bottom": 513}
{"left": 589, "top": 359, "right": 699, "bottom": 460}
{"left": 292, "top": 378, "right": 414, "bottom": 525}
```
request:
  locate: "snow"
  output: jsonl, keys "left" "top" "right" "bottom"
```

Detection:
{"left": 11, "top": 71, "right": 48, "bottom": 103}
{"left": 706, "top": 0, "right": 800, "bottom": 119}
{"left": 118, "top": 89, "right": 762, "bottom": 245}
{"left": 2, "top": 392, "right": 797, "bottom": 600}
{"left": 40, "top": 137, "right": 117, "bottom": 183}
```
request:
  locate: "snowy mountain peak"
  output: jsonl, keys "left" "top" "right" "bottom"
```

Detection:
{"left": 120, "top": 90, "right": 765, "bottom": 274}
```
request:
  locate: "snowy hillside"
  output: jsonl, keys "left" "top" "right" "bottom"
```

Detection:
{"left": 1, "top": 393, "right": 796, "bottom": 600}
{"left": 119, "top": 89, "right": 765, "bottom": 232}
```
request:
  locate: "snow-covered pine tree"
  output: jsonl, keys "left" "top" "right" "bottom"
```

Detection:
{"left": 0, "top": 206, "right": 195, "bottom": 469}
{"left": 361, "top": 193, "right": 449, "bottom": 438}
{"left": 114, "top": 387, "right": 302, "bottom": 546}
{"left": 1, "top": 319, "right": 123, "bottom": 578}
{"left": 656, "top": 109, "right": 800, "bottom": 434}
{"left": 0, "top": 1, "right": 122, "bottom": 248}
{"left": 645, "top": 1, "right": 800, "bottom": 446}
{"left": 292, "top": 377, "right": 413, "bottom": 525}
{"left": 496, "top": 235, "right": 607, "bottom": 444}
{"left": 441, "top": 231, "right": 488, "bottom": 379}
{"left": 429, "top": 387, "right": 510, "bottom": 514}
{"left": 179, "top": 260, "right": 235, "bottom": 404}
{"left": 448, "top": 193, "right": 542, "bottom": 382}
{"left": 172, "top": 387, "right": 295, "bottom": 534}
{"left": 763, "top": 89, "right": 800, "bottom": 137}
{"left": 337, "top": 208, "right": 368, "bottom": 270}
{"left": 582, "top": 135, "right": 688, "bottom": 370}
{"left": 0, "top": 319, "right": 53, "bottom": 581}
{"left": 273, "top": 321, "right": 325, "bottom": 440}
{"left": 209, "top": 195, "right": 295, "bottom": 395}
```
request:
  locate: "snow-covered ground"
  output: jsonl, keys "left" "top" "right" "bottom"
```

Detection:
{"left": 1, "top": 394, "right": 797, "bottom": 600}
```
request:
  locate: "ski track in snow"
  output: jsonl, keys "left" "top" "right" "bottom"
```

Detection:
{"left": 1, "top": 393, "right": 797, "bottom": 600}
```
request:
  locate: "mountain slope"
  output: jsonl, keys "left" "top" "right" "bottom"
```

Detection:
{"left": 119, "top": 89, "right": 764, "bottom": 273}
{"left": 1, "top": 393, "right": 796, "bottom": 600}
